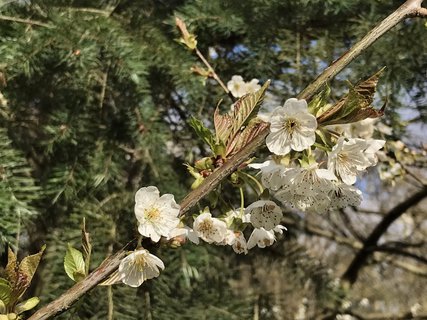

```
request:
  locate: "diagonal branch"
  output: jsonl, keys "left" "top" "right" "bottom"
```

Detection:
{"left": 342, "top": 187, "right": 427, "bottom": 285}
{"left": 179, "top": 0, "right": 427, "bottom": 215}
{"left": 29, "top": 248, "right": 129, "bottom": 320}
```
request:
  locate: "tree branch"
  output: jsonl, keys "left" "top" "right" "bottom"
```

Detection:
{"left": 342, "top": 187, "right": 427, "bottom": 284}
{"left": 28, "top": 249, "right": 128, "bottom": 320}
{"left": 371, "top": 245, "right": 427, "bottom": 264}
{"left": 28, "top": 0, "right": 427, "bottom": 318}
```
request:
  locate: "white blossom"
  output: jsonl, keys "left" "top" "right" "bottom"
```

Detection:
{"left": 168, "top": 226, "right": 200, "bottom": 244}
{"left": 245, "top": 78, "right": 261, "bottom": 93}
{"left": 364, "top": 139, "right": 386, "bottom": 166}
{"left": 249, "top": 160, "right": 290, "bottom": 191}
{"left": 328, "top": 137, "right": 370, "bottom": 185}
{"left": 328, "top": 138, "right": 385, "bottom": 185}
{"left": 224, "top": 209, "right": 251, "bottom": 226}
{"left": 118, "top": 249, "right": 164, "bottom": 287}
{"left": 275, "top": 163, "right": 336, "bottom": 213}
{"left": 247, "top": 228, "right": 276, "bottom": 249}
{"left": 328, "top": 183, "right": 362, "bottom": 209}
{"left": 227, "top": 75, "right": 246, "bottom": 98}
{"left": 247, "top": 225, "right": 286, "bottom": 249}
{"left": 135, "top": 186, "right": 180, "bottom": 242}
{"left": 193, "top": 212, "right": 227, "bottom": 243}
{"left": 227, "top": 75, "right": 260, "bottom": 98}
{"left": 266, "top": 98, "right": 317, "bottom": 155}
{"left": 246, "top": 200, "right": 283, "bottom": 231}
{"left": 225, "top": 231, "right": 248, "bottom": 254}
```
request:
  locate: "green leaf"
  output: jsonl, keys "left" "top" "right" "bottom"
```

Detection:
{"left": 18, "top": 245, "right": 45, "bottom": 287}
{"left": 214, "top": 80, "right": 270, "bottom": 156}
{"left": 64, "top": 244, "right": 86, "bottom": 282}
{"left": 15, "top": 297, "right": 40, "bottom": 315}
{"left": 4, "top": 248, "right": 17, "bottom": 285}
{"left": 308, "top": 84, "right": 331, "bottom": 115}
{"left": 315, "top": 129, "right": 333, "bottom": 150}
{"left": 188, "top": 116, "right": 217, "bottom": 152}
{"left": 226, "top": 119, "right": 269, "bottom": 157}
{"left": 0, "top": 279, "right": 11, "bottom": 306}
{"left": 317, "top": 68, "right": 385, "bottom": 125}
{"left": 0, "top": 299, "right": 6, "bottom": 314}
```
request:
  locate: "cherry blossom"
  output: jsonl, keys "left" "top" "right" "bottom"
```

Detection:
{"left": 266, "top": 98, "right": 317, "bottom": 155}
{"left": 135, "top": 186, "right": 180, "bottom": 242}
{"left": 119, "top": 249, "right": 164, "bottom": 287}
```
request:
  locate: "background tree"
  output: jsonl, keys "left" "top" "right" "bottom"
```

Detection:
{"left": 0, "top": 0, "right": 426, "bottom": 319}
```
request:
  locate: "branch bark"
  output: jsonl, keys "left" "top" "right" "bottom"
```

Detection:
{"left": 342, "top": 187, "right": 427, "bottom": 284}
{"left": 28, "top": 0, "right": 427, "bottom": 318}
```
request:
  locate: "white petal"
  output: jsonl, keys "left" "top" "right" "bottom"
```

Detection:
{"left": 290, "top": 131, "right": 315, "bottom": 151}
{"left": 266, "top": 131, "right": 292, "bottom": 155}
{"left": 283, "top": 98, "right": 308, "bottom": 114}
{"left": 135, "top": 186, "right": 159, "bottom": 205}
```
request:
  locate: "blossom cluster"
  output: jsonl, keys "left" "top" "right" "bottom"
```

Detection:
{"left": 118, "top": 186, "right": 287, "bottom": 287}
{"left": 251, "top": 98, "right": 385, "bottom": 213}
{"left": 118, "top": 85, "right": 387, "bottom": 288}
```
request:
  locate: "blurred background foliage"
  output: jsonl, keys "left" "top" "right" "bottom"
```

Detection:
{"left": 0, "top": 0, "right": 426, "bottom": 319}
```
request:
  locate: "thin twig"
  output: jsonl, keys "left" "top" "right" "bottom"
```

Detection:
{"left": 0, "top": 14, "right": 52, "bottom": 28}
{"left": 194, "top": 48, "right": 236, "bottom": 102}
{"left": 61, "top": 7, "right": 113, "bottom": 16}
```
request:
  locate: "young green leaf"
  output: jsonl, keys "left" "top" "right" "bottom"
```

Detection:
{"left": 18, "top": 245, "right": 45, "bottom": 288}
{"left": 15, "top": 297, "right": 40, "bottom": 315}
{"left": 317, "top": 68, "right": 385, "bottom": 125}
{"left": 0, "top": 299, "right": 6, "bottom": 314}
{"left": 0, "top": 279, "right": 11, "bottom": 305}
{"left": 188, "top": 116, "right": 217, "bottom": 152}
{"left": 308, "top": 84, "right": 331, "bottom": 115}
{"left": 214, "top": 80, "right": 270, "bottom": 157}
{"left": 64, "top": 244, "right": 86, "bottom": 282}
{"left": 4, "top": 248, "right": 17, "bottom": 285}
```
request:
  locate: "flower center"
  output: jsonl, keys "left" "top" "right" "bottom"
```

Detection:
{"left": 198, "top": 219, "right": 214, "bottom": 234}
{"left": 133, "top": 254, "right": 146, "bottom": 271}
{"left": 338, "top": 153, "right": 349, "bottom": 162}
{"left": 144, "top": 207, "right": 161, "bottom": 221}
{"left": 283, "top": 118, "right": 300, "bottom": 134}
